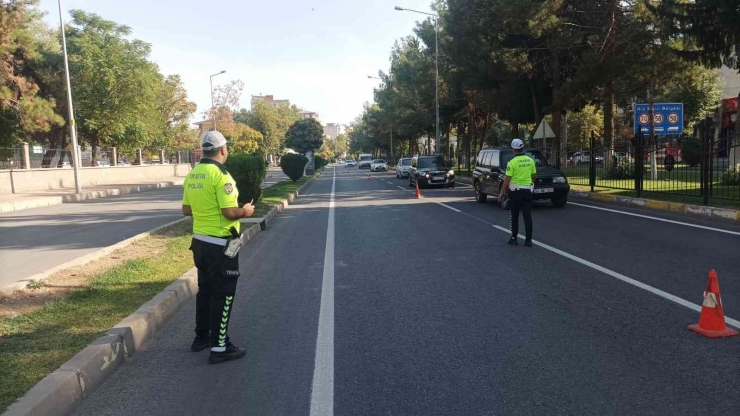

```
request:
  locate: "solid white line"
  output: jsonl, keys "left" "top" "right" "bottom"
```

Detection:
{"left": 310, "top": 167, "right": 335, "bottom": 416}
{"left": 397, "top": 186, "right": 406, "bottom": 191}
{"left": 449, "top": 208, "right": 740, "bottom": 329}
{"left": 437, "top": 202, "right": 461, "bottom": 213}
{"left": 568, "top": 202, "right": 740, "bottom": 236}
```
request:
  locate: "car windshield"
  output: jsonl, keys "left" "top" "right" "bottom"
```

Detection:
{"left": 418, "top": 156, "right": 449, "bottom": 169}
{"left": 501, "top": 150, "right": 549, "bottom": 169}
{"left": 360, "top": 155, "right": 372, "bottom": 161}
{"left": 400, "top": 159, "right": 411, "bottom": 166}
{"left": 373, "top": 159, "right": 385, "bottom": 163}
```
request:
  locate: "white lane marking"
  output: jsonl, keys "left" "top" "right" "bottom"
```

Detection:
{"left": 568, "top": 202, "right": 740, "bottom": 237}
{"left": 397, "top": 186, "right": 407, "bottom": 191}
{"left": 437, "top": 202, "right": 461, "bottom": 213}
{"left": 450, "top": 207, "right": 740, "bottom": 329}
{"left": 310, "top": 167, "right": 335, "bottom": 416}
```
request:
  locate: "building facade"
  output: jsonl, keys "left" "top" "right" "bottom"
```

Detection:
{"left": 299, "top": 109, "right": 319, "bottom": 121}
{"left": 323, "top": 123, "right": 346, "bottom": 140}
{"left": 251, "top": 95, "right": 291, "bottom": 109}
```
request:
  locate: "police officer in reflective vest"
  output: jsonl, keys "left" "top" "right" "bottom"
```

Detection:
{"left": 499, "top": 138, "right": 537, "bottom": 247}
{"left": 182, "top": 131, "right": 254, "bottom": 364}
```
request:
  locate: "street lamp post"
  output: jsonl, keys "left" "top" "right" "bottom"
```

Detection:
{"left": 368, "top": 75, "right": 394, "bottom": 164}
{"left": 395, "top": 6, "right": 439, "bottom": 154}
{"left": 58, "top": 0, "right": 81, "bottom": 193}
{"left": 210, "top": 70, "right": 226, "bottom": 131}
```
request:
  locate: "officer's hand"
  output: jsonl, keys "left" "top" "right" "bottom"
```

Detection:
{"left": 242, "top": 201, "right": 255, "bottom": 218}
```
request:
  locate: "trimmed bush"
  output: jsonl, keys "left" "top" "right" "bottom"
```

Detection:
{"left": 603, "top": 158, "right": 635, "bottom": 180}
{"left": 314, "top": 155, "right": 327, "bottom": 170}
{"left": 720, "top": 166, "right": 740, "bottom": 185}
{"left": 281, "top": 153, "right": 308, "bottom": 182}
{"left": 224, "top": 154, "right": 267, "bottom": 204}
{"left": 681, "top": 138, "right": 701, "bottom": 167}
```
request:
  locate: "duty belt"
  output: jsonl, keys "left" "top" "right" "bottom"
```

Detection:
{"left": 193, "top": 234, "right": 229, "bottom": 246}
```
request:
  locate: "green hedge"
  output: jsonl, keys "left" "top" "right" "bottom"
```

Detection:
{"left": 224, "top": 154, "right": 267, "bottom": 204}
{"left": 314, "top": 155, "right": 327, "bottom": 170}
{"left": 681, "top": 138, "right": 701, "bottom": 167}
{"left": 281, "top": 153, "right": 308, "bottom": 182}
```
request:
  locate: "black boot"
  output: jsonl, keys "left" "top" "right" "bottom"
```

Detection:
{"left": 191, "top": 336, "right": 210, "bottom": 352}
{"left": 508, "top": 236, "right": 518, "bottom": 245}
{"left": 209, "top": 342, "right": 247, "bottom": 364}
{"left": 524, "top": 239, "right": 533, "bottom": 247}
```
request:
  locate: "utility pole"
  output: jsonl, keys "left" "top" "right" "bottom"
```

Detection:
{"left": 58, "top": 0, "right": 81, "bottom": 193}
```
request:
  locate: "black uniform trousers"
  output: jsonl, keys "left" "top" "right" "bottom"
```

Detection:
{"left": 508, "top": 188, "right": 533, "bottom": 241}
{"left": 191, "top": 238, "right": 240, "bottom": 348}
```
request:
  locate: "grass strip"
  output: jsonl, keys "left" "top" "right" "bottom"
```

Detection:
{"left": 254, "top": 176, "right": 311, "bottom": 217}
{"left": 569, "top": 185, "right": 740, "bottom": 209}
{"left": 0, "top": 221, "right": 194, "bottom": 411}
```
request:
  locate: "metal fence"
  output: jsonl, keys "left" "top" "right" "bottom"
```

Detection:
{"left": 0, "top": 148, "right": 23, "bottom": 169}
{"left": 557, "top": 119, "right": 740, "bottom": 204}
{"left": 0, "top": 147, "right": 199, "bottom": 169}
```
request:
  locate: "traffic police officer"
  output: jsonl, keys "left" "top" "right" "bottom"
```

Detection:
{"left": 182, "top": 131, "right": 254, "bottom": 364}
{"left": 499, "top": 138, "right": 537, "bottom": 247}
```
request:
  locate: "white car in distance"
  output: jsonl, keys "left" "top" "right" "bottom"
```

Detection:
{"left": 370, "top": 159, "right": 388, "bottom": 172}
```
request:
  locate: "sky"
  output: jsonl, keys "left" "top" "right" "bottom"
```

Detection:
{"left": 37, "top": 0, "right": 435, "bottom": 127}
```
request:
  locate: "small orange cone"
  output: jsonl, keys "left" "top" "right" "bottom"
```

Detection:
{"left": 414, "top": 183, "right": 422, "bottom": 199}
{"left": 688, "top": 270, "right": 739, "bottom": 338}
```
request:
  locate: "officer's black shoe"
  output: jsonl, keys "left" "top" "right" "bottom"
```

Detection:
{"left": 524, "top": 239, "right": 533, "bottom": 247}
{"left": 191, "top": 336, "right": 210, "bottom": 352}
{"left": 507, "top": 237, "right": 518, "bottom": 245}
{"left": 209, "top": 342, "right": 247, "bottom": 365}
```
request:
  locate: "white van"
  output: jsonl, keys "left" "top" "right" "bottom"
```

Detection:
{"left": 358, "top": 153, "right": 373, "bottom": 169}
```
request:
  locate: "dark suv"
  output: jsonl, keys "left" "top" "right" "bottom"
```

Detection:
{"left": 472, "top": 148, "right": 569, "bottom": 209}
{"left": 409, "top": 155, "right": 455, "bottom": 188}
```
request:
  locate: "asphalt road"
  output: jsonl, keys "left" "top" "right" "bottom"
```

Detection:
{"left": 0, "top": 187, "right": 183, "bottom": 288}
{"left": 73, "top": 166, "right": 740, "bottom": 415}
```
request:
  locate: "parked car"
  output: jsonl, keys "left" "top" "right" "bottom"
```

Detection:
{"left": 345, "top": 159, "right": 357, "bottom": 167}
{"left": 409, "top": 155, "right": 455, "bottom": 188}
{"left": 396, "top": 157, "right": 412, "bottom": 178}
{"left": 358, "top": 153, "right": 373, "bottom": 169}
{"left": 570, "top": 151, "right": 603, "bottom": 164}
{"left": 94, "top": 161, "right": 111, "bottom": 167}
{"left": 60, "top": 161, "right": 71, "bottom": 169}
{"left": 370, "top": 159, "right": 388, "bottom": 172}
{"left": 472, "top": 148, "right": 570, "bottom": 209}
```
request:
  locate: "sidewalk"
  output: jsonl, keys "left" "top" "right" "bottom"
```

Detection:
{"left": 0, "top": 179, "right": 184, "bottom": 214}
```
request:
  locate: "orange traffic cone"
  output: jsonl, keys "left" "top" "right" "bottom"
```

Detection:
{"left": 688, "top": 270, "right": 739, "bottom": 338}
{"left": 414, "top": 183, "right": 422, "bottom": 199}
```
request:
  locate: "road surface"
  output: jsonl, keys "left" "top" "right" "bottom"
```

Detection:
{"left": 73, "top": 167, "right": 740, "bottom": 415}
{"left": 0, "top": 187, "right": 184, "bottom": 288}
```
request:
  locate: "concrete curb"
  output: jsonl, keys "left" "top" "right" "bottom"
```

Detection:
{"left": 0, "top": 217, "right": 190, "bottom": 298}
{"left": 0, "top": 180, "right": 184, "bottom": 214}
{"left": 569, "top": 191, "right": 740, "bottom": 222}
{"left": 456, "top": 175, "right": 740, "bottom": 223}
{"left": 3, "top": 175, "right": 317, "bottom": 416}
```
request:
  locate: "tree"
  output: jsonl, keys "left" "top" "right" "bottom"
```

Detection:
{"left": 285, "top": 118, "right": 324, "bottom": 154}
{"left": 649, "top": 0, "right": 740, "bottom": 70}
{"left": 153, "top": 74, "right": 197, "bottom": 150}
{"left": 225, "top": 123, "right": 261, "bottom": 154}
{"left": 234, "top": 101, "right": 299, "bottom": 156}
{"left": 66, "top": 10, "right": 162, "bottom": 161}
{"left": 334, "top": 133, "right": 349, "bottom": 157}
{"left": 0, "top": 0, "right": 63, "bottom": 146}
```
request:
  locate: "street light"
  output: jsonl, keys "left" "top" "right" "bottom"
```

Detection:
{"left": 395, "top": 5, "right": 439, "bottom": 154}
{"left": 58, "top": 0, "right": 81, "bottom": 193}
{"left": 210, "top": 70, "right": 226, "bottom": 131}
{"left": 367, "top": 75, "right": 394, "bottom": 164}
